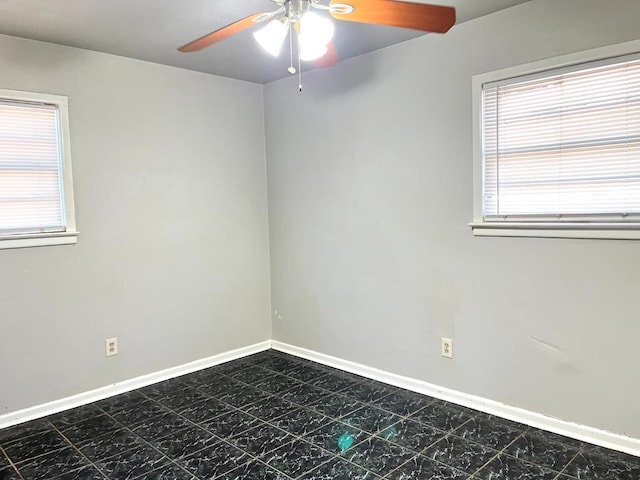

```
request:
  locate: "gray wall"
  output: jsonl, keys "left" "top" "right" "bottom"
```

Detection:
{"left": 264, "top": 0, "right": 640, "bottom": 438}
{"left": 0, "top": 35, "right": 271, "bottom": 414}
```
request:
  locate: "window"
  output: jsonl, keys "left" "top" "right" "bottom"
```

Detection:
{"left": 0, "top": 89, "right": 77, "bottom": 249}
{"left": 471, "top": 40, "right": 640, "bottom": 239}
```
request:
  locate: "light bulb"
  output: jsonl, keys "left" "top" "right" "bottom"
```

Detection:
{"left": 298, "top": 12, "right": 334, "bottom": 61}
{"left": 299, "top": 37, "right": 328, "bottom": 61}
{"left": 253, "top": 18, "right": 289, "bottom": 56}
{"left": 299, "top": 11, "right": 334, "bottom": 46}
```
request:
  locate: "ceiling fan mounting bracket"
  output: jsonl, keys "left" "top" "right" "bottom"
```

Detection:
{"left": 265, "top": 0, "right": 355, "bottom": 20}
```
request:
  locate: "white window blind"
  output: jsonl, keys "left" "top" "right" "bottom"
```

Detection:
{"left": 482, "top": 54, "right": 640, "bottom": 223}
{"left": 0, "top": 99, "right": 66, "bottom": 234}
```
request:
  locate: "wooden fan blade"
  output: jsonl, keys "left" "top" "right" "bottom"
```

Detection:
{"left": 330, "top": 0, "right": 455, "bottom": 33}
{"left": 179, "top": 13, "right": 268, "bottom": 52}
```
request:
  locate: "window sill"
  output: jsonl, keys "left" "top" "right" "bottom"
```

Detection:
{"left": 0, "top": 231, "right": 79, "bottom": 250}
{"left": 469, "top": 223, "right": 640, "bottom": 240}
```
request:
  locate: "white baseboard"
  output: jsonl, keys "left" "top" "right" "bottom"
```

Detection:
{"left": 272, "top": 340, "right": 640, "bottom": 457}
{"left": 0, "top": 340, "right": 271, "bottom": 430}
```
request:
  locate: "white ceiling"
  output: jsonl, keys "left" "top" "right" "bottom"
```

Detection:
{"left": 0, "top": 0, "right": 530, "bottom": 84}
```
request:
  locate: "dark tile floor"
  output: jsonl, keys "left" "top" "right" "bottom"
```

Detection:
{"left": 0, "top": 350, "right": 638, "bottom": 479}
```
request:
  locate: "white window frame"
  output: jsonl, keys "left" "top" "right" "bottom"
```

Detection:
{"left": 471, "top": 39, "right": 640, "bottom": 240}
{"left": 0, "top": 88, "right": 77, "bottom": 249}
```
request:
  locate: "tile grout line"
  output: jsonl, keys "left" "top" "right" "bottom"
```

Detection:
{"left": 381, "top": 414, "right": 483, "bottom": 479}
{"left": 138, "top": 385, "right": 300, "bottom": 475}
{"left": 96, "top": 397, "right": 228, "bottom": 480}
{"left": 552, "top": 444, "right": 585, "bottom": 480}
{"left": 244, "top": 370, "right": 438, "bottom": 478}
{"left": 466, "top": 429, "right": 528, "bottom": 479}
{"left": 134, "top": 391, "right": 299, "bottom": 479}
{"left": 46, "top": 420, "right": 111, "bottom": 480}
{"left": 3, "top": 350, "right": 615, "bottom": 480}
{"left": 0, "top": 352, "right": 484, "bottom": 479}
{"left": 0, "top": 444, "right": 26, "bottom": 480}
{"left": 45, "top": 398, "right": 205, "bottom": 479}
{"left": 178, "top": 363, "right": 387, "bottom": 479}
{"left": 203, "top": 353, "right": 489, "bottom": 479}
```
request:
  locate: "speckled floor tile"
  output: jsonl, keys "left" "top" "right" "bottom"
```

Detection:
{"left": 138, "top": 379, "right": 186, "bottom": 400}
{"left": 1, "top": 350, "right": 636, "bottom": 480}
{"left": 563, "top": 445, "right": 640, "bottom": 480}
{"left": 76, "top": 428, "right": 144, "bottom": 462}
{"left": 343, "top": 436, "right": 414, "bottom": 476}
{"left": 197, "top": 376, "right": 245, "bottom": 397}
{"left": 505, "top": 431, "right": 580, "bottom": 473}
{"left": 308, "top": 372, "right": 363, "bottom": 393}
{"left": 386, "top": 455, "right": 469, "bottom": 480}
{"left": 94, "top": 444, "right": 168, "bottom": 479}
{"left": 218, "top": 460, "right": 291, "bottom": 480}
{"left": 153, "top": 387, "right": 209, "bottom": 411}
{"left": 410, "top": 403, "right": 473, "bottom": 432}
{"left": 280, "top": 384, "right": 330, "bottom": 406}
{"left": 301, "top": 457, "right": 377, "bottom": 479}
{"left": 110, "top": 400, "right": 168, "bottom": 427}
{"left": 304, "top": 420, "right": 370, "bottom": 454}
{"left": 373, "top": 391, "right": 435, "bottom": 417}
{"left": 218, "top": 384, "right": 271, "bottom": 408}
{"left": 251, "top": 374, "right": 303, "bottom": 394}
{"left": 60, "top": 416, "right": 121, "bottom": 445}
{"left": 340, "top": 405, "right": 400, "bottom": 435}
{"left": 130, "top": 411, "right": 193, "bottom": 441}
{"left": 15, "top": 446, "right": 89, "bottom": 480}
{"left": 286, "top": 365, "right": 333, "bottom": 383}
{"left": 3, "top": 430, "right": 68, "bottom": 464}
{"left": 0, "top": 467, "right": 21, "bottom": 480}
{"left": 476, "top": 453, "right": 559, "bottom": 480}
{"left": 524, "top": 428, "right": 583, "bottom": 450}
{"left": 229, "top": 365, "right": 277, "bottom": 384}
{"left": 0, "top": 419, "right": 53, "bottom": 445}
{"left": 423, "top": 434, "right": 499, "bottom": 475}
{"left": 271, "top": 408, "right": 332, "bottom": 436}
{"left": 151, "top": 425, "right": 218, "bottom": 460}
{"left": 262, "top": 354, "right": 310, "bottom": 373}
{"left": 379, "top": 419, "right": 446, "bottom": 453}
{"left": 454, "top": 415, "right": 523, "bottom": 450}
{"left": 228, "top": 422, "right": 293, "bottom": 457}
{"left": 142, "top": 463, "right": 195, "bottom": 480}
{"left": 178, "top": 368, "right": 227, "bottom": 389}
{"left": 92, "top": 391, "right": 146, "bottom": 415}
{"left": 264, "top": 439, "right": 333, "bottom": 478}
{"left": 47, "top": 405, "right": 104, "bottom": 429}
{"left": 311, "top": 394, "right": 365, "bottom": 419}
{"left": 340, "top": 381, "right": 396, "bottom": 404}
{"left": 176, "top": 441, "right": 248, "bottom": 479}
{"left": 241, "top": 396, "right": 298, "bottom": 422}
{"left": 211, "top": 360, "right": 257, "bottom": 376}
{"left": 53, "top": 466, "right": 107, "bottom": 480}
{"left": 176, "top": 396, "right": 233, "bottom": 423}
{"left": 200, "top": 410, "right": 262, "bottom": 438}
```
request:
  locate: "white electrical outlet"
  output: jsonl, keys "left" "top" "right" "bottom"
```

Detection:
{"left": 105, "top": 337, "right": 118, "bottom": 357}
{"left": 441, "top": 337, "right": 453, "bottom": 358}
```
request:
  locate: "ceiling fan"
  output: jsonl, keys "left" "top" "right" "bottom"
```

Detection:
{"left": 179, "top": 0, "right": 456, "bottom": 88}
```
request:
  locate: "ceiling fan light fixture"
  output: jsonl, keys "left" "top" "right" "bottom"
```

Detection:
{"left": 299, "top": 38, "right": 328, "bottom": 61}
{"left": 299, "top": 11, "right": 334, "bottom": 46}
{"left": 253, "top": 17, "right": 290, "bottom": 56}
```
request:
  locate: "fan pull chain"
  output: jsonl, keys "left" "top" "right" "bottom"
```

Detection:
{"left": 287, "top": 21, "right": 296, "bottom": 75}
{"left": 297, "top": 30, "right": 302, "bottom": 92}
{"left": 298, "top": 51, "right": 302, "bottom": 92}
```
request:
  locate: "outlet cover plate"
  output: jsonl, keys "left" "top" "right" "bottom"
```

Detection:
{"left": 105, "top": 337, "right": 118, "bottom": 357}
{"left": 441, "top": 338, "right": 453, "bottom": 359}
